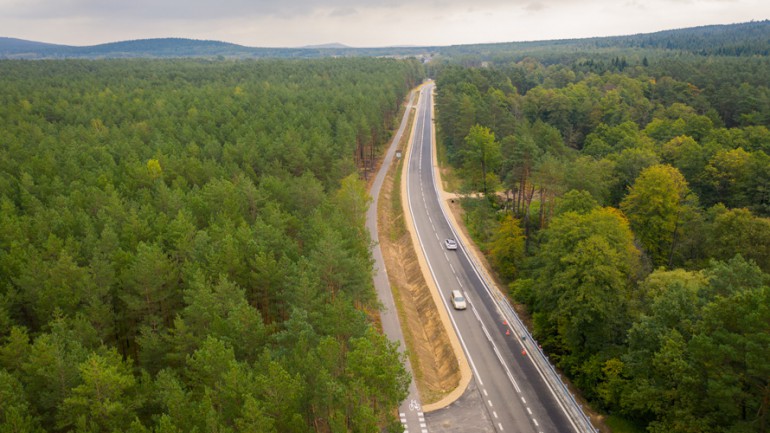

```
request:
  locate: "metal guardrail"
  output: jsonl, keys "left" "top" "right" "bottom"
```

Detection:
{"left": 444, "top": 219, "right": 599, "bottom": 433}
{"left": 499, "top": 294, "right": 598, "bottom": 433}
{"left": 424, "top": 88, "right": 598, "bottom": 433}
{"left": 446, "top": 220, "right": 599, "bottom": 432}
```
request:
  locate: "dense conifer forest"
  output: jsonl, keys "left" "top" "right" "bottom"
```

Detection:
{"left": 434, "top": 35, "right": 770, "bottom": 432}
{"left": 0, "top": 58, "right": 423, "bottom": 432}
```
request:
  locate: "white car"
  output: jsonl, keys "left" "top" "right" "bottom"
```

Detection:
{"left": 450, "top": 290, "right": 467, "bottom": 310}
{"left": 444, "top": 239, "right": 458, "bottom": 250}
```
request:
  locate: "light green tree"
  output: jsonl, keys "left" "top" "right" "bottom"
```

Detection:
{"left": 621, "top": 164, "right": 695, "bottom": 268}
{"left": 554, "top": 190, "right": 599, "bottom": 216}
{"left": 488, "top": 215, "right": 525, "bottom": 281}
{"left": 532, "top": 207, "right": 639, "bottom": 378}
{"left": 462, "top": 125, "right": 502, "bottom": 196}
{"left": 58, "top": 349, "right": 139, "bottom": 432}
{"left": 705, "top": 206, "right": 770, "bottom": 272}
{"left": 346, "top": 327, "right": 410, "bottom": 430}
{"left": 146, "top": 159, "right": 162, "bottom": 181}
{"left": 702, "top": 147, "right": 751, "bottom": 206}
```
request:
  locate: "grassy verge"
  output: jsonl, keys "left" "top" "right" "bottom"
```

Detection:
{"left": 382, "top": 147, "right": 419, "bottom": 381}
{"left": 389, "top": 102, "right": 413, "bottom": 240}
{"left": 434, "top": 128, "right": 462, "bottom": 193}
{"left": 389, "top": 156, "right": 407, "bottom": 241}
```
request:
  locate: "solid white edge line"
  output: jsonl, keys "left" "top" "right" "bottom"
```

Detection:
{"left": 425, "top": 83, "right": 583, "bottom": 433}
{"left": 405, "top": 83, "right": 485, "bottom": 389}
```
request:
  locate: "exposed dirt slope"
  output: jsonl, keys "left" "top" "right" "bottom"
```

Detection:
{"left": 377, "top": 134, "right": 461, "bottom": 404}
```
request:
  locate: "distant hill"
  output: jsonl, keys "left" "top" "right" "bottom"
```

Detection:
{"left": 0, "top": 37, "right": 73, "bottom": 58}
{"left": 592, "top": 20, "right": 770, "bottom": 55}
{"left": 436, "top": 20, "right": 770, "bottom": 60}
{"left": 300, "top": 43, "right": 352, "bottom": 49}
{"left": 0, "top": 36, "right": 433, "bottom": 59}
{"left": 0, "top": 37, "right": 62, "bottom": 51}
{"left": 74, "top": 38, "right": 254, "bottom": 57}
{"left": 1, "top": 20, "right": 768, "bottom": 59}
{"left": 0, "top": 37, "right": 264, "bottom": 59}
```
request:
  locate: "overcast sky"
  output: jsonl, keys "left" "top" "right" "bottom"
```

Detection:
{"left": 1, "top": 0, "right": 768, "bottom": 47}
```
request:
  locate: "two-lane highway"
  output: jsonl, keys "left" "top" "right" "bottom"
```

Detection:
{"left": 405, "top": 82, "right": 578, "bottom": 433}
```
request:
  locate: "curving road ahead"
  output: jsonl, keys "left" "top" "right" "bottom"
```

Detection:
{"left": 406, "top": 82, "right": 586, "bottom": 433}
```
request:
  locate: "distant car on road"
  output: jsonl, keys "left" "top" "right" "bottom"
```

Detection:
{"left": 450, "top": 290, "right": 467, "bottom": 310}
{"left": 445, "top": 239, "right": 458, "bottom": 250}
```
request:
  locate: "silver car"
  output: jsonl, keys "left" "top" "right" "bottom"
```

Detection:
{"left": 445, "top": 239, "right": 458, "bottom": 250}
{"left": 451, "top": 290, "right": 467, "bottom": 310}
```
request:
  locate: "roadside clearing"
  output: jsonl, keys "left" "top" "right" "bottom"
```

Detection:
{"left": 378, "top": 84, "right": 473, "bottom": 410}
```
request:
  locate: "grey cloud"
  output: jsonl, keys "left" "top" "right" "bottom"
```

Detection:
{"left": 525, "top": 2, "right": 547, "bottom": 11}
{"left": 3, "top": 0, "right": 551, "bottom": 21}
{"left": 330, "top": 7, "right": 358, "bottom": 17}
{"left": 3, "top": 0, "right": 399, "bottom": 20}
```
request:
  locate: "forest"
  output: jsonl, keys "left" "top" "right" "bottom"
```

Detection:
{"left": 434, "top": 20, "right": 770, "bottom": 64}
{"left": 0, "top": 58, "right": 423, "bottom": 432}
{"left": 434, "top": 42, "right": 770, "bottom": 432}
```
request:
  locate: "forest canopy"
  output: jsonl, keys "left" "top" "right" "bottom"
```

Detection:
{"left": 0, "top": 58, "right": 422, "bottom": 432}
{"left": 433, "top": 39, "right": 770, "bottom": 432}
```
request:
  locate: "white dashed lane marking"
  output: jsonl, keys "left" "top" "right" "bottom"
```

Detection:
{"left": 418, "top": 412, "right": 427, "bottom": 433}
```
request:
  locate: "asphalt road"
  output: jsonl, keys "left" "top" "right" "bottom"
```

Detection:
{"left": 406, "top": 82, "right": 576, "bottom": 433}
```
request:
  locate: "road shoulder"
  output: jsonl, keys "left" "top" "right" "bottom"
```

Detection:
{"left": 400, "top": 84, "right": 473, "bottom": 412}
